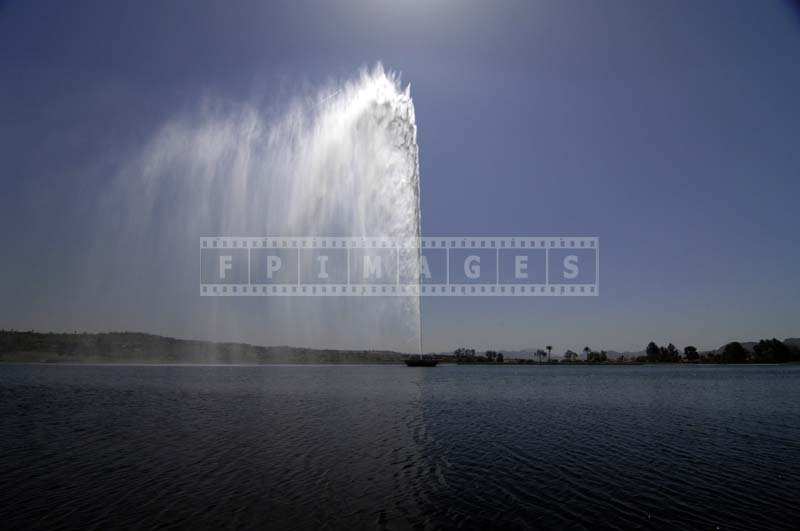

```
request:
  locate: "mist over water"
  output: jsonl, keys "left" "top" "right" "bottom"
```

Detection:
{"left": 90, "top": 65, "right": 422, "bottom": 352}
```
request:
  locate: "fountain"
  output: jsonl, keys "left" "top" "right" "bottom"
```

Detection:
{"left": 92, "top": 64, "right": 423, "bottom": 354}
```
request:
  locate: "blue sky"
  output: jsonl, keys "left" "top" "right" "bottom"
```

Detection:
{"left": 1, "top": 1, "right": 799, "bottom": 353}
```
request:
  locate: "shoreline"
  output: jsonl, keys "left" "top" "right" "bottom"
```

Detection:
{"left": 2, "top": 359, "right": 797, "bottom": 367}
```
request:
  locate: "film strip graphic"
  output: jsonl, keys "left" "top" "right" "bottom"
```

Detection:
{"left": 200, "top": 236, "right": 598, "bottom": 297}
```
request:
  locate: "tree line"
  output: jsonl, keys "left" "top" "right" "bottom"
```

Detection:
{"left": 453, "top": 348, "right": 504, "bottom": 363}
{"left": 452, "top": 338, "right": 800, "bottom": 364}
{"left": 640, "top": 339, "right": 800, "bottom": 364}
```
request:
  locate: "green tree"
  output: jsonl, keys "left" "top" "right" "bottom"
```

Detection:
{"left": 546, "top": 345, "right": 552, "bottom": 363}
{"left": 721, "top": 342, "right": 749, "bottom": 363}
{"left": 587, "top": 350, "right": 607, "bottom": 363}
{"left": 453, "top": 347, "right": 477, "bottom": 362}
{"left": 535, "top": 349, "right": 546, "bottom": 363}
{"left": 646, "top": 341, "right": 660, "bottom": 362}
{"left": 684, "top": 345, "right": 699, "bottom": 362}
{"left": 664, "top": 343, "right": 680, "bottom": 362}
{"left": 752, "top": 339, "right": 792, "bottom": 363}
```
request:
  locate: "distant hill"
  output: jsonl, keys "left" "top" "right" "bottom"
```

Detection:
{"left": 0, "top": 331, "right": 408, "bottom": 364}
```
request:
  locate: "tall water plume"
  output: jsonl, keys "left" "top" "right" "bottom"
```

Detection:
{"left": 88, "top": 65, "right": 423, "bottom": 353}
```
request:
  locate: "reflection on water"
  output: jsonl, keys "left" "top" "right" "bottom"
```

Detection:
{"left": 1, "top": 364, "right": 799, "bottom": 529}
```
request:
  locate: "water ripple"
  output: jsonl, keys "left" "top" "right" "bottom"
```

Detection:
{"left": 1, "top": 364, "right": 799, "bottom": 529}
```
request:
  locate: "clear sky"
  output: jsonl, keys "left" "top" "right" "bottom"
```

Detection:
{"left": 1, "top": 0, "right": 799, "bottom": 354}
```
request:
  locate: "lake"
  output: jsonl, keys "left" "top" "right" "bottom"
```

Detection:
{"left": 1, "top": 364, "right": 799, "bottom": 529}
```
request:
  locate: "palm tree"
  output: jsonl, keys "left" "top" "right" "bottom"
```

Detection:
{"left": 546, "top": 345, "right": 552, "bottom": 363}
{"left": 583, "top": 346, "right": 590, "bottom": 361}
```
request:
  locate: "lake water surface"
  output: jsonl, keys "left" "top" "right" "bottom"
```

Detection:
{"left": 1, "top": 364, "right": 799, "bottom": 529}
